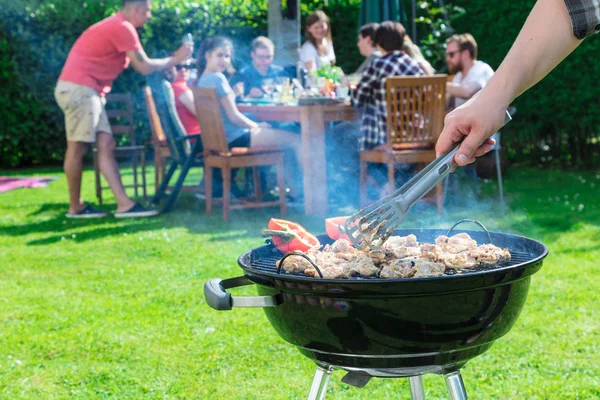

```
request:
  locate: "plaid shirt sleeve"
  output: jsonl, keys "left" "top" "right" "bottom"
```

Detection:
{"left": 352, "top": 60, "right": 385, "bottom": 151}
{"left": 352, "top": 62, "right": 379, "bottom": 107}
{"left": 564, "top": 0, "right": 600, "bottom": 39}
{"left": 353, "top": 54, "right": 424, "bottom": 151}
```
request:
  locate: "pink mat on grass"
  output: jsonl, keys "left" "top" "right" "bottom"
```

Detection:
{"left": 0, "top": 176, "right": 58, "bottom": 194}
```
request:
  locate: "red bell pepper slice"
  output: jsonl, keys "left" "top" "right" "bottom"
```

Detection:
{"left": 263, "top": 218, "right": 320, "bottom": 254}
{"left": 325, "top": 216, "right": 352, "bottom": 241}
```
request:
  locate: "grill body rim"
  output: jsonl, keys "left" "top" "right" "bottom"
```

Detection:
{"left": 228, "top": 229, "right": 547, "bottom": 370}
{"left": 238, "top": 229, "right": 548, "bottom": 295}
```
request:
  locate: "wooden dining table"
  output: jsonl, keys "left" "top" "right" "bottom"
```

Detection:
{"left": 238, "top": 101, "right": 361, "bottom": 216}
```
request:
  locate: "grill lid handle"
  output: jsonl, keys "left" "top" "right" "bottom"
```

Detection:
{"left": 204, "top": 276, "right": 280, "bottom": 311}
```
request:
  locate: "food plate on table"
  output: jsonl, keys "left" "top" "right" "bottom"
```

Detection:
{"left": 237, "top": 97, "right": 273, "bottom": 105}
{"left": 297, "top": 96, "right": 347, "bottom": 106}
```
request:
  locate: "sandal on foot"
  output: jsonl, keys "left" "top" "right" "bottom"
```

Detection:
{"left": 114, "top": 203, "right": 159, "bottom": 218}
{"left": 65, "top": 204, "right": 108, "bottom": 219}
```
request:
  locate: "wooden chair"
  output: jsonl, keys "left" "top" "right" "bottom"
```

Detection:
{"left": 93, "top": 92, "right": 147, "bottom": 204}
{"left": 359, "top": 75, "right": 447, "bottom": 211}
{"left": 150, "top": 81, "right": 204, "bottom": 213}
{"left": 143, "top": 86, "right": 171, "bottom": 193}
{"left": 191, "top": 87, "right": 287, "bottom": 222}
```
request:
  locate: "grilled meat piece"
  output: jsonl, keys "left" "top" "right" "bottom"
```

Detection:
{"left": 380, "top": 257, "right": 445, "bottom": 278}
{"left": 435, "top": 233, "right": 478, "bottom": 253}
{"left": 347, "top": 254, "right": 380, "bottom": 277}
{"left": 421, "top": 241, "right": 478, "bottom": 269}
{"left": 441, "top": 252, "right": 478, "bottom": 269}
{"left": 277, "top": 255, "right": 314, "bottom": 273}
{"left": 327, "top": 238, "right": 355, "bottom": 254}
{"left": 381, "top": 234, "right": 419, "bottom": 249}
{"left": 277, "top": 234, "right": 511, "bottom": 279}
{"left": 470, "top": 244, "right": 511, "bottom": 265}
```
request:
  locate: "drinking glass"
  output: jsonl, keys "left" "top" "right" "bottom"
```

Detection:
{"left": 182, "top": 33, "right": 194, "bottom": 46}
{"left": 262, "top": 78, "right": 275, "bottom": 98}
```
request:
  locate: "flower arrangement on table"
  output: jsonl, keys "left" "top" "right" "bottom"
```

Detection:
{"left": 307, "top": 64, "right": 346, "bottom": 98}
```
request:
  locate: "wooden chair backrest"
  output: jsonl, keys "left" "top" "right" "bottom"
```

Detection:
{"left": 105, "top": 92, "right": 136, "bottom": 146}
{"left": 385, "top": 75, "right": 447, "bottom": 149}
{"left": 143, "top": 86, "right": 167, "bottom": 144}
{"left": 160, "top": 80, "right": 192, "bottom": 160}
{"left": 191, "top": 87, "right": 230, "bottom": 155}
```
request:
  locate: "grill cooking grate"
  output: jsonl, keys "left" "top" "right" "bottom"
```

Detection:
{"left": 247, "top": 246, "right": 537, "bottom": 279}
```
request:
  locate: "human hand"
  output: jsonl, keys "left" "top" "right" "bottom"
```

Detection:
{"left": 233, "top": 82, "right": 245, "bottom": 97}
{"left": 248, "top": 88, "right": 264, "bottom": 98}
{"left": 435, "top": 95, "right": 506, "bottom": 166}
{"left": 173, "top": 43, "right": 193, "bottom": 64}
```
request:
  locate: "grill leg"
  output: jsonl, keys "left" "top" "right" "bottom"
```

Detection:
{"left": 444, "top": 371, "right": 468, "bottom": 400}
{"left": 307, "top": 365, "right": 333, "bottom": 400}
{"left": 409, "top": 375, "right": 425, "bottom": 400}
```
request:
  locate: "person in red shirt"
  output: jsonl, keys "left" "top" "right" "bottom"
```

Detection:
{"left": 164, "top": 63, "right": 201, "bottom": 136}
{"left": 54, "top": 0, "right": 192, "bottom": 218}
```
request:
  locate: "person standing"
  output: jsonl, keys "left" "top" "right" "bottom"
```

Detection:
{"left": 54, "top": 0, "right": 192, "bottom": 218}
{"left": 445, "top": 33, "right": 494, "bottom": 109}
{"left": 436, "top": 0, "right": 590, "bottom": 165}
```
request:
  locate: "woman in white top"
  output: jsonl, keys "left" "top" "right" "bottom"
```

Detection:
{"left": 300, "top": 10, "right": 336, "bottom": 71}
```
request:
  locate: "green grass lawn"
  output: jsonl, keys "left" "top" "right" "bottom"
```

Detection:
{"left": 1, "top": 165, "right": 599, "bottom": 399}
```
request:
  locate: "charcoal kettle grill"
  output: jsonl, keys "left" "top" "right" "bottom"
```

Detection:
{"left": 204, "top": 223, "right": 548, "bottom": 399}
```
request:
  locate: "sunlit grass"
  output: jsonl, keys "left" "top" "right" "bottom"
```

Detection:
{"left": 0, "top": 165, "right": 599, "bottom": 399}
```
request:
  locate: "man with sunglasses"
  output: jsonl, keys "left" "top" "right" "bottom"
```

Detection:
{"left": 445, "top": 33, "right": 494, "bottom": 110}
{"left": 230, "top": 36, "right": 291, "bottom": 98}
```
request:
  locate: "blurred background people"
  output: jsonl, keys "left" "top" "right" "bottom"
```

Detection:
{"left": 164, "top": 61, "right": 201, "bottom": 136}
{"left": 445, "top": 33, "right": 494, "bottom": 109}
{"left": 300, "top": 10, "right": 336, "bottom": 71}
{"left": 196, "top": 36, "right": 303, "bottom": 199}
{"left": 354, "top": 23, "right": 381, "bottom": 75}
{"left": 353, "top": 21, "right": 424, "bottom": 152}
{"left": 444, "top": 33, "right": 494, "bottom": 199}
{"left": 403, "top": 35, "right": 435, "bottom": 75}
{"left": 351, "top": 21, "right": 424, "bottom": 200}
{"left": 54, "top": 0, "right": 191, "bottom": 218}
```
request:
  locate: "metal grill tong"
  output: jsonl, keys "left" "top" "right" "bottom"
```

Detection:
{"left": 343, "top": 110, "right": 512, "bottom": 250}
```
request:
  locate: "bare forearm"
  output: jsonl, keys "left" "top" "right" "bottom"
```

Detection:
{"left": 128, "top": 46, "right": 192, "bottom": 76}
{"left": 479, "top": 0, "right": 582, "bottom": 108}
{"left": 145, "top": 57, "right": 178, "bottom": 73}
{"left": 446, "top": 82, "right": 479, "bottom": 99}
{"left": 231, "top": 111, "right": 257, "bottom": 129}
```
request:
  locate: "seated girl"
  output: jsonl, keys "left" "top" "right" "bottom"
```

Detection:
{"left": 164, "top": 63, "right": 201, "bottom": 136}
{"left": 195, "top": 36, "right": 303, "bottom": 199}
{"left": 300, "top": 10, "right": 336, "bottom": 72}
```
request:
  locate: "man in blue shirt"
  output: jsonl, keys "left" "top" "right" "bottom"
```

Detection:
{"left": 231, "top": 36, "right": 291, "bottom": 98}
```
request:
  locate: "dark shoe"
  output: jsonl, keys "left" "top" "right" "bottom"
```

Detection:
{"left": 66, "top": 204, "right": 108, "bottom": 219}
{"left": 114, "top": 203, "right": 159, "bottom": 218}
